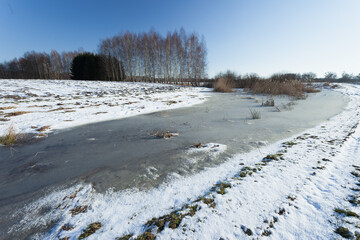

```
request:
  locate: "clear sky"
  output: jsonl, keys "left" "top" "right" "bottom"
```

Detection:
{"left": 1, "top": 0, "right": 359, "bottom": 77}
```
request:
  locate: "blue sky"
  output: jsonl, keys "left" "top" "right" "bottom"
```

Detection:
{"left": 1, "top": 0, "right": 359, "bottom": 77}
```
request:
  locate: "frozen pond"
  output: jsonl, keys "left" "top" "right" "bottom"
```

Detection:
{"left": 0, "top": 89, "right": 348, "bottom": 239}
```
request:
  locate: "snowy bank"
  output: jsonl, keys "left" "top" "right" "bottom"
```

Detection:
{"left": 5, "top": 84, "right": 360, "bottom": 240}
{"left": 0, "top": 79, "right": 207, "bottom": 136}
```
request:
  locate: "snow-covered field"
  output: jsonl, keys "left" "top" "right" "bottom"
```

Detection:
{"left": 6, "top": 84, "right": 360, "bottom": 239}
{"left": 0, "top": 79, "right": 207, "bottom": 136}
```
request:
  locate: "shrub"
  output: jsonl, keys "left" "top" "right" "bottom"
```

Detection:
{"left": 249, "top": 108, "right": 261, "bottom": 119}
{"left": 0, "top": 124, "right": 18, "bottom": 146}
{"left": 262, "top": 98, "right": 274, "bottom": 107}
{"left": 250, "top": 79, "right": 319, "bottom": 98}
{"left": 213, "top": 78, "right": 234, "bottom": 93}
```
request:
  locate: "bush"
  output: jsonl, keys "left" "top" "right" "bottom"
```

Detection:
{"left": 262, "top": 98, "right": 274, "bottom": 107}
{"left": 0, "top": 124, "right": 18, "bottom": 146}
{"left": 249, "top": 108, "right": 261, "bottom": 119}
{"left": 213, "top": 78, "right": 234, "bottom": 93}
{"left": 250, "top": 79, "right": 319, "bottom": 98}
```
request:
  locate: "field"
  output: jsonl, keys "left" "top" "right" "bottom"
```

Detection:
{"left": 0, "top": 79, "right": 206, "bottom": 137}
{"left": 1, "top": 81, "right": 360, "bottom": 239}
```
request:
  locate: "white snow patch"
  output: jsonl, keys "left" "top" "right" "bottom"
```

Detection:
{"left": 187, "top": 143, "right": 227, "bottom": 157}
{"left": 0, "top": 79, "right": 208, "bottom": 136}
{"left": 8, "top": 84, "right": 360, "bottom": 240}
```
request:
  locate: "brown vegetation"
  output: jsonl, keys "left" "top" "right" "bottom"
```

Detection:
{"left": 36, "top": 125, "right": 51, "bottom": 132}
{"left": 151, "top": 130, "right": 177, "bottom": 139}
{"left": 70, "top": 205, "right": 89, "bottom": 216}
{"left": 0, "top": 124, "right": 18, "bottom": 146}
{"left": 4, "top": 111, "right": 31, "bottom": 117}
{"left": 213, "top": 78, "right": 234, "bottom": 93}
{"left": 249, "top": 108, "right": 261, "bottom": 119}
{"left": 78, "top": 222, "right": 102, "bottom": 239}
{"left": 262, "top": 98, "right": 274, "bottom": 107}
{"left": 250, "top": 79, "right": 319, "bottom": 97}
{"left": 0, "top": 106, "right": 17, "bottom": 110}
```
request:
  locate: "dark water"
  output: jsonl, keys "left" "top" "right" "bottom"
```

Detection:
{"left": 0, "top": 90, "right": 347, "bottom": 239}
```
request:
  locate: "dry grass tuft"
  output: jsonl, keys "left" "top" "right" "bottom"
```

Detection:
{"left": 192, "top": 142, "right": 204, "bottom": 148}
{"left": 37, "top": 125, "right": 51, "bottom": 132}
{"left": 249, "top": 108, "right": 261, "bottom": 119}
{"left": 93, "top": 112, "right": 108, "bottom": 115}
{"left": 70, "top": 205, "right": 89, "bottom": 216}
{"left": 78, "top": 222, "right": 102, "bottom": 239}
{"left": 5, "top": 111, "right": 31, "bottom": 117}
{"left": 262, "top": 98, "right": 275, "bottom": 107}
{"left": 213, "top": 78, "right": 234, "bottom": 93}
{"left": 250, "top": 79, "right": 319, "bottom": 98}
{"left": 48, "top": 107, "right": 73, "bottom": 112}
{"left": 0, "top": 106, "right": 17, "bottom": 110}
{"left": 1, "top": 124, "right": 18, "bottom": 146}
{"left": 151, "top": 130, "right": 177, "bottom": 139}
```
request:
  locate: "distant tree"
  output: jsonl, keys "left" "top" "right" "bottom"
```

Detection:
{"left": 215, "top": 70, "right": 239, "bottom": 82}
{"left": 98, "top": 28, "right": 207, "bottom": 83}
{"left": 71, "top": 52, "right": 106, "bottom": 80}
{"left": 271, "top": 73, "right": 300, "bottom": 81}
{"left": 341, "top": 72, "right": 354, "bottom": 81}
{"left": 100, "top": 54, "right": 125, "bottom": 81}
{"left": 324, "top": 72, "right": 337, "bottom": 80}
{"left": 71, "top": 52, "right": 124, "bottom": 81}
{"left": 355, "top": 73, "right": 360, "bottom": 81}
{"left": 301, "top": 72, "right": 316, "bottom": 81}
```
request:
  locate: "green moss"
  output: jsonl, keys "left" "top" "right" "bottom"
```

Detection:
{"left": 262, "top": 153, "right": 283, "bottom": 162}
{"left": 202, "top": 198, "right": 216, "bottom": 208}
{"left": 117, "top": 234, "right": 133, "bottom": 240}
{"left": 262, "top": 230, "right": 272, "bottom": 236}
{"left": 334, "top": 208, "right": 359, "bottom": 218}
{"left": 168, "top": 213, "right": 182, "bottom": 229}
{"left": 241, "top": 225, "right": 253, "bottom": 236}
{"left": 135, "top": 232, "right": 155, "bottom": 240}
{"left": 216, "top": 182, "right": 232, "bottom": 195}
{"left": 241, "top": 166, "right": 252, "bottom": 171}
{"left": 349, "top": 195, "right": 360, "bottom": 206}
{"left": 352, "top": 171, "right": 360, "bottom": 178}
{"left": 334, "top": 227, "right": 353, "bottom": 239}
{"left": 283, "top": 141, "right": 297, "bottom": 147}
{"left": 78, "top": 222, "right": 102, "bottom": 239}
{"left": 189, "top": 204, "right": 199, "bottom": 217}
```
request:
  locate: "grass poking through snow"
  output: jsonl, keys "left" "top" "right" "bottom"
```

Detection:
{"left": 0, "top": 123, "right": 18, "bottom": 146}
{"left": 249, "top": 108, "right": 261, "bottom": 119}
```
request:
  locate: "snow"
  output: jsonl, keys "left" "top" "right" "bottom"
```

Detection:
{"left": 6, "top": 83, "right": 360, "bottom": 239}
{"left": 0, "top": 79, "right": 207, "bottom": 136}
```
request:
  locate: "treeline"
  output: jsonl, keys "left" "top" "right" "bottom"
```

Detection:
{"left": 71, "top": 53, "right": 125, "bottom": 81}
{"left": 99, "top": 29, "right": 207, "bottom": 85}
{"left": 0, "top": 29, "right": 207, "bottom": 84}
{"left": 211, "top": 70, "right": 360, "bottom": 88}
{"left": 212, "top": 71, "right": 319, "bottom": 89}
{"left": 322, "top": 72, "right": 360, "bottom": 82}
{"left": 0, "top": 50, "right": 79, "bottom": 79}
